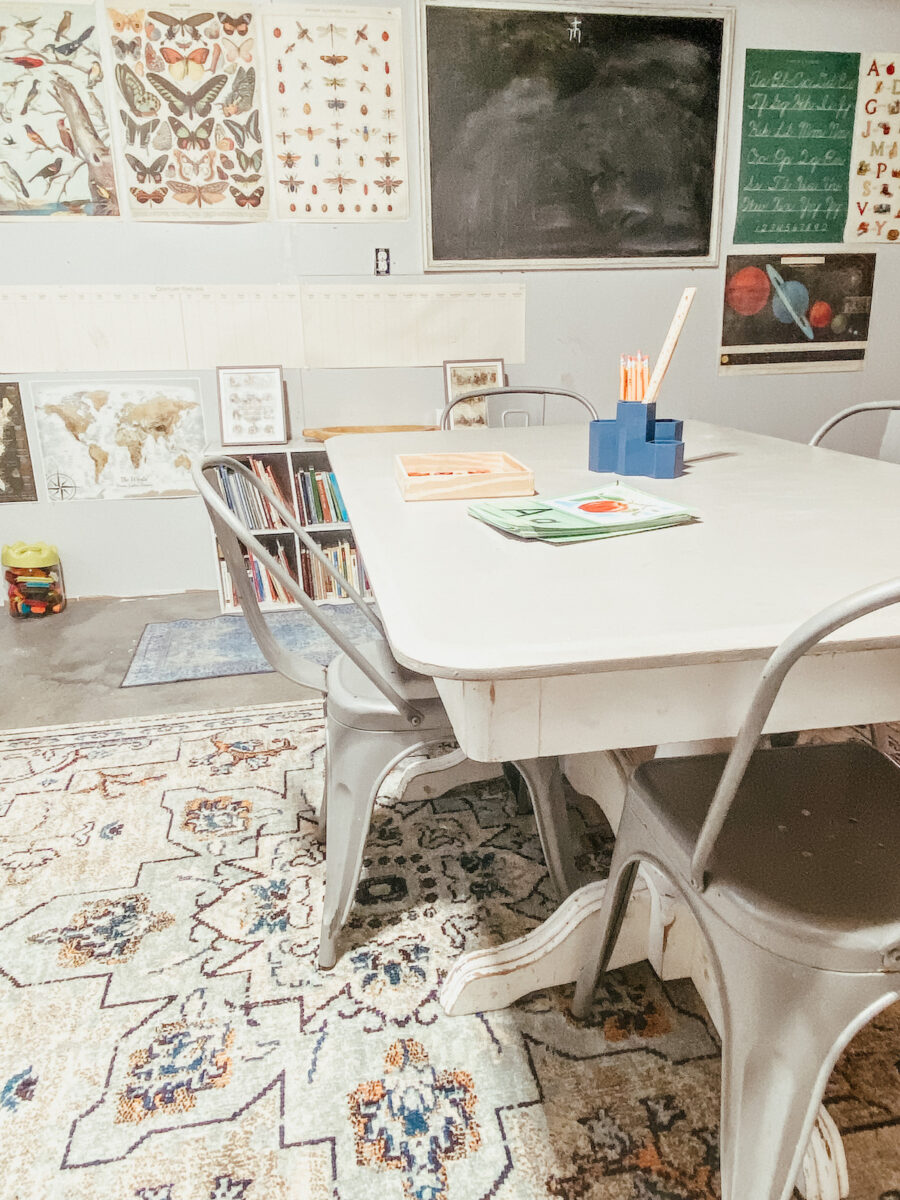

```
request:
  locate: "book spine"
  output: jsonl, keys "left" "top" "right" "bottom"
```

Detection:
{"left": 316, "top": 474, "right": 332, "bottom": 523}
{"left": 329, "top": 473, "right": 349, "bottom": 522}
{"left": 308, "top": 469, "right": 324, "bottom": 523}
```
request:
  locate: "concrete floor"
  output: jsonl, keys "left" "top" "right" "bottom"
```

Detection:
{"left": 0, "top": 591, "right": 318, "bottom": 730}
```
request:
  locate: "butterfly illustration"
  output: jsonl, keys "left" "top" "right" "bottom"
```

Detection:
{"left": 113, "top": 35, "right": 140, "bottom": 59}
{"left": 222, "top": 36, "right": 252, "bottom": 62}
{"left": 169, "top": 114, "right": 213, "bottom": 149}
{"left": 374, "top": 175, "right": 402, "bottom": 194}
{"left": 148, "top": 72, "right": 226, "bottom": 117}
{"left": 147, "top": 10, "right": 214, "bottom": 38}
{"left": 236, "top": 147, "right": 261, "bottom": 173}
{"left": 121, "top": 111, "right": 160, "bottom": 146}
{"left": 174, "top": 148, "right": 213, "bottom": 179}
{"left": 125, "top": 151, "right": 166, "bottom": 182}
{"left": 320, "top": 53, "right": 347, "bottom": 66}
{"left": 223, "top": 109, "right": 259, "bottom": 147}
{"left": 130, "top": 184, "right": 167, "bottom": 203}
{"left": 116, "top": 62, "right": 161, "bottom": 116}
{"left": 160, "top": 45, "right": 209, "bottom": 80}
{"left": 145, "top": 41, "right": 164, "bottom": 70}
{"left": 220, "top": 65, "right": 254, "bottom": 115}
{"left": 278, "top": 150, "right": 301, "bottom": 167}
{"left": 168, "top": 178, "right": 226, "bottom": 206}
{"left": 144, "top": 17, "right": 160, "bottom": 39}
{"left": 218, "top": 10, "right": 250, "bottom": 36}
{"left": 109, "top": 8, "right": 144, "bottom": 33}
{"left": 229, "top": 184, "right": 263, "bottom": 207}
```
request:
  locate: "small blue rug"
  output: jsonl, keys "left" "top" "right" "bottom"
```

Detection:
{"left": 122, "top": 605, "right": 375, "bottom": 686}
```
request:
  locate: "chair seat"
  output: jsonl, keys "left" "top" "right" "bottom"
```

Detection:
{"left": 326, "top": 639, "right": 453, "bottom": 733}
{"left": 632, "top": 741, "right": 900, "bottom": 972}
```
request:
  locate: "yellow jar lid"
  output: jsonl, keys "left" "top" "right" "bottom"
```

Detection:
{"left": 2, "top": 542, "right": 60, "bottom": 568}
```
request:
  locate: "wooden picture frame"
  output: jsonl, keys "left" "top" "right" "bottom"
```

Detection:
{"left": 443, "top": 358, "right": 506, "bottom": 427}
{"left": 217, "top": 365, "right": 287, "bottom": 446}
{"left": 419, "top": 1, "right": 734, "bottom": 271}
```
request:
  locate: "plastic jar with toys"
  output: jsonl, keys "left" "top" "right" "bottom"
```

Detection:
{"left": 2, "top": 542, "right": 66, "bottom": 618}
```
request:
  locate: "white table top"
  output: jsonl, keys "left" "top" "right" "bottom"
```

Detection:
{"left": 327, "top": 422, "right": 900, "bottom": 682}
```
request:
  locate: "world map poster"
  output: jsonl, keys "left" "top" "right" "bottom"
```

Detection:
{"left": 0, "top": 382, "right": 37, "bottom": 502}
{"left": 33, "top": 380, "right": 205, "bottom": 499}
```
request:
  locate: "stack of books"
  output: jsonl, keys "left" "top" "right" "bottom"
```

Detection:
{"left": 295, "top": 467, "right": 348, "bottom": 526}
{"left": 468, "top": 482, "right": 697, "bottom": 544}
{"left": 217, "top": 460, "right": 292, "bottom": 530}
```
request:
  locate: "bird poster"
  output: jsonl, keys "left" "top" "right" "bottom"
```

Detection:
{"left": 0, "top": 381, "right": 37, "bottom": 501}
{"left": 0, "top": 3, "right": 119, "bottom": 216}
{"left": 106, "top": 5, "right": 268, "bottom": 220}
{"left": 844, "top": 52, "right": 900, "bottom": 243}
{"left": 259, "top": 6, "right": 407, "bottom": 220}
{"left": 719, "top": 253, "right": 876, "bottom": 374}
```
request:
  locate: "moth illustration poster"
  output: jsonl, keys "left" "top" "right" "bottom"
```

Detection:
{"left": 107, "top": 5, "right": 268, "bottom": 220}
{"left": 0, "top": 2, "right": 119, "bottom": 217}
{"left": 0, "top": 382, "right": 37, "bottom": 501}
{"left": 260, "top": 6, "right": 407, "bottom": 220}
{"left": 33, "top": 379, "right": 205, "bottom": 499}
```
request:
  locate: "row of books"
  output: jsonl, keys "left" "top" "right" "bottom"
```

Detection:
{"left": 295, "top": 468, "right": 348, "bottom": 527}
{"left": 217, "top": 461, "right": 291, "bottom": 532}
{"left": 220, "top": 539, "right": 370, "bottom": 607}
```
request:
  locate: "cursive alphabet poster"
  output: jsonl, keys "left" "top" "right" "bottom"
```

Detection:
{"left": 734, "top": 49, "right": 858, "bottom": 244}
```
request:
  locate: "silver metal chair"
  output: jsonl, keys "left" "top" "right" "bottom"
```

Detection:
{"left": 809, "top": 401, "right": 900, "bottom": 447}
{"left": 571, "top": 576, "right": 900, "bottom": 1200}
{"left": 440, "top": 386, "right": 598, "bottom": 430}
{"left": 194, "top": 455, "right": 583, "bottom": 969}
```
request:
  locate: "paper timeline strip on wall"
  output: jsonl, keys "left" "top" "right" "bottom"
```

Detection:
{"left": 259, "top": 6, "right": 407, "bottom": 220}
{"left": 844, "top": 52, "right": 900, "bottom": 243}
{"left": 0, "top": 2, "right": 119, "bottom": 218}
{"left": 0, "top": 286, "right": 305, "bottom": 370}
{"left": 106, "top": 4, "right": 268, "bottom": 219}
{"left": 300, "top": 283, "right": 526, "bottom": 367}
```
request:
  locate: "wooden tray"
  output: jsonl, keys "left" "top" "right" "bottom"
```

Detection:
{"left": 395, "top": 451, "right": 534, "bottom": 501}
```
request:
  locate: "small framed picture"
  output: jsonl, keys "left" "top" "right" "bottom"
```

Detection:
{"left": 443, "top": 358, "right": 506, "bottom": 428}
{"left": 217, "top": 365, "right": 287, "bottom": 446}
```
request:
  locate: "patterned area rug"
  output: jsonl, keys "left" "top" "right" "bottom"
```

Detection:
{"left": 121, "top": 607, "right": 375, "bottom": 687}
{"left": 0, "top": 704, "right": 897, "bottom": 1200}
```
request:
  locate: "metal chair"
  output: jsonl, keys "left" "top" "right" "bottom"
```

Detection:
{"left": 440, "top": 386, "right": 598, "bottom": 430}
{"left": 194, "top": 455, "right": 583, "bottom": 969}
{"left": 571, "top": 576, "right": 900, "bottom": 1200}
{"left": 809, "top": 401, "right": 900, "bottom": 447}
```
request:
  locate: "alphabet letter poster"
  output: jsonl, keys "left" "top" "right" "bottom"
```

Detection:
{"left": 845, "top": 52, "right": 900, "bottom": 242}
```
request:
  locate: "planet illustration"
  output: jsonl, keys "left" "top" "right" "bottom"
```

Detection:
{"left": 766, "top": 264, "right": 814, "bottom": 340}
{"left": 809, "top": 299, "right": 833, "bottom": 328}
{"left": 724, "top": 264, "right": 771, "bottom": 315}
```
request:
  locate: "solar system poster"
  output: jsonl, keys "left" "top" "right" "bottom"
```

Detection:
{"left": 719, "top": 253, "right": 876, "bottom": 374}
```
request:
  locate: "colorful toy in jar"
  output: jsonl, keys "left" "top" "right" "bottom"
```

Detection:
{"left": 2, "top": 542, "right": 66, "bottom": 618}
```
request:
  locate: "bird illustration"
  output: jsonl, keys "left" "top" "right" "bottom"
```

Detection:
{"left": 86, "top": 60, "right": 102, "bottom": 87}
{"left": 57, "top": 117, "right": 75, "bottom": 155}
{"left": 24, "top": 123, "right": 51, "bottom": 151}
{"left": 54, "top": 10, "right": 72, "bottom": 42}
{"left": 19, "top": 78, "right": 39, "bottom": 115}
{"left": 28, "top": 156, "right": 62, "bottom": 187}
{"left": 3, "top": 54, "right": 44, "bottom": 68}
{"left": 14, "top": 17, "right": 41, "bottom": 32}
{"left": 0, "top": 159, "right": 28, "bottom": 197}
{"left": 52, "top": 25, "right": 93, "bottom": 56}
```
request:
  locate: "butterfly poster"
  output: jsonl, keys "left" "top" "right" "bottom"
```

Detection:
{"left": 259, "top": 6, "right": 407, "bottom": 220}
{"left": 106, "top": 4, "right": 268, "bottom": 219}
{"left": 0, "top": 3, "right": 119, "bottom": 217}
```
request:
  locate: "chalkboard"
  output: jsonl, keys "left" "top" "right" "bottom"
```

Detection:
{"left": 734, "top": 49, "right": 859, "bottom": 244}
{"left": 421, "top": 3, "right": 731, "bottom": 270}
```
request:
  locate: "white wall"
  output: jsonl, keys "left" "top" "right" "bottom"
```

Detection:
{"left": 2, "top": 0, "right": 899, "bottom": 598}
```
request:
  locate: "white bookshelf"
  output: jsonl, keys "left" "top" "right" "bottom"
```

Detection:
{"left": 207, "top": 440, "right": 369, "bottom": 613}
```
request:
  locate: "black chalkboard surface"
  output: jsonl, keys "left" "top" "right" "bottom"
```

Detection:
{"left": 422, "top": 4, "right": 730, "bottom": 268}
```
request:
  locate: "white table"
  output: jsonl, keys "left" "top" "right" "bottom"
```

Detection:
{"left": 327, "top": 421, "right": 900, "bottom": 1199}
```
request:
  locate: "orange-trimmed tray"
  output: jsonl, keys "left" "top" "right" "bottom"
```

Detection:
{"left": 395, "top": 451, "right": 534, "bottom": 501}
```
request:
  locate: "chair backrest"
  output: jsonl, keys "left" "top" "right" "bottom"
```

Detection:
{"left": 193, "top": 455, "right": 424, "bottom": 724}
{"left": 440, "top": 386, "right": 599, "bottom": 430}
{"left": 808, "top": 402, "right": 900, "bottom": 448}
{"left": 690, "top": 576, "right": 900, "bottom": 890}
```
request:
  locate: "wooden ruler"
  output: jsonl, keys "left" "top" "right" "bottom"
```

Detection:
{"left": 645, "top": 287, "right": 697, "bottom": 405}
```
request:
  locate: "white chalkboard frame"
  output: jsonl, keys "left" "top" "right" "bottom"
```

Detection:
{"left": 418, "top": 0, "right": 735, "bottom": 272}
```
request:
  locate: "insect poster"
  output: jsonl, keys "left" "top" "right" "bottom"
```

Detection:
{"left": 844, "top": 52, "right": 900, "bottom": 243}
{"left": 106, "top": 4, "right": 268, "bottom": 219}
{"left": 259, "top": 6, "right": 407, "bottom": 220}
{"left": 0, "top": 3, "right": 119, "bottom": 217}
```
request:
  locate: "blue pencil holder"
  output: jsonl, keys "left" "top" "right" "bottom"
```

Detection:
{"left": 588, "top": 402, "right": 684, "bottom": 478}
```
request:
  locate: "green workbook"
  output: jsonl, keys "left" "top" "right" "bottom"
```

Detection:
{"left": 468, "top": 482, "right": 697, "bottom": 544}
